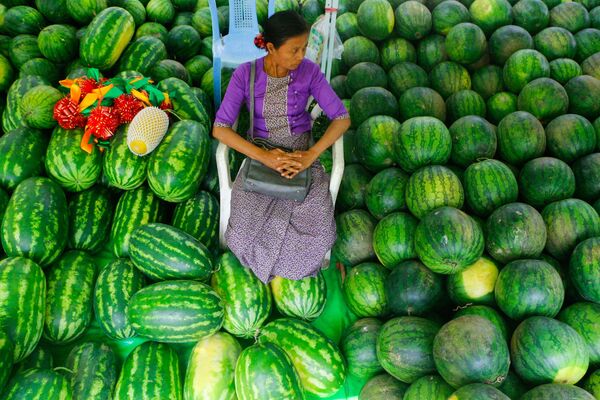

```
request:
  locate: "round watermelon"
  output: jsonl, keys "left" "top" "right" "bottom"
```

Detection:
{"left": 385, "top": 260, "right": 444, "bottom": 316}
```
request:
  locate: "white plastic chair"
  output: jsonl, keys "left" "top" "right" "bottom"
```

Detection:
{"left": 215, "top": 1, "right": 345, "bottom": 269}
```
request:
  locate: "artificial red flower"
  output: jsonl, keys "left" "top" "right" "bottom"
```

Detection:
{"left": 53, "top": 97, "right": 87, "bottom": 129}
{"left": 113, "top": 94, "right": 145, "bottom": 123}
{"left": 86, "top": 106, "right": 120, "bottom": 140}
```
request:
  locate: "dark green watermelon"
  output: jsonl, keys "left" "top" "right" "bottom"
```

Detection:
{"left": 385, "top": 260, "right": 444, "bottom": 316}
{"left": 518, "top": 157, "right": 575, "bottom": 207}
{"left": 341, "top": 318, "right": 384, "bottom": 379}
{"left": 569, "top": 237, "right": 600, "bottom": 303}
{"left": 365, "top": 168, "right": 409, "bottom": 219}
{"left": 449, "top": 116, "right": 497, "bottom": 167}
{"left": 497, "top": 111, "right": 546, "bottom": 165}
{"left": 373, "top": 212, "right": 418, "bottom": 268}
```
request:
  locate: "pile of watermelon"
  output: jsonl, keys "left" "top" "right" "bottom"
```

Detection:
{"left": 0, "top": 0, "right": 600, "bottom": 399}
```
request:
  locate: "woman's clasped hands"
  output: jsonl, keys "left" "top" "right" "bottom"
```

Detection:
{"left": 261, "top": 148, "right": 318, "bottom": 179}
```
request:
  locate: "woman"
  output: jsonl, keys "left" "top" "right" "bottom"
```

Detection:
{"left": 212, "top": 10, "right": 351, "bottom": 284}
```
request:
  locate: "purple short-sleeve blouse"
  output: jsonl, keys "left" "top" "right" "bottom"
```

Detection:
{"left": 214, "top": 57, "right": 348, "bottom": 138}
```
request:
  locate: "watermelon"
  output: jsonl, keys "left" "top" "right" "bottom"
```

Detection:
{"left": 398, "top": 87, "right": 446, "bottom": 121}
{"left": 44, "top": 250, "right": 97, "bottom": 343}
{"left": 332, "top": 209, "right": 377, "bottom": 267}
{"left": 429, "top": 61, "right": 471, "bottom": 98}
{"left": 415, "top": 206, "right": 484, "bottom": 274}
{"left": 80, "top": 7, "right": 135, "bottom": 70}
{"left": 379, "top": 37, "right": 417, "bottom": 71}
{"left": 357, "top": 0, "right": 394, "bottom": 40}
{"left": 1, "top": 177, "right": 68, "bottom": 267}
{"left": 497, "top": 111, "right": 546, "bottom": 165}
{"left": 513, "top": 0, "right": 550, "bottom": 34}
{"left": 385, "top": 259, "right": 444, "bottom": 315}
{"left": 129, "top": 222, "right": 213, "bottom": 281}
{"left": 393, "top": 116, "right": 451, "bottom": 173}
{"left": 518, "top": 157, "right": 575, "bottom": 207}
{"left": 583, "top": 370, "right": 600, "bottom": 399}
{"left": 405, "top": 165, "right": 464, "bottom": 219}
{"left": 270, "top": 272, "right": 326, "bottom": 321}
{"left": 0, "top": 329, "right": 13, "bottom": 391}
{"left": 0, "top": 257, "right": 45, "bottom": 363}
{"left": 135, "top": 21, "right": 168, "bottom": 42}
{"left": 146, "top": 0, "right": 176, "bottom": 24}
{"left": 342, "top": 36, "right": 380, "bottom": 68}
{"left": 464, "top": 159, "right": 518, "bottom": 216}
{"left": 446, "top": 23, "right": 487, "bottom": 65}
{"left": 489, "top": 25, "right": 535, "bottom": 65}
{"left": 550, "top": 58, "right": 582, "bottom": 83}
{"left": 487, "top": 92, "right": 518, "bottom": 124}
{"left": 471, "top": 65, "right": 504, "bottom": 101}
{"left": 376, "top": 316, "right": 441, "bottom": 383}
{"left": 109, "top": 185, "right": 163, "bottom": 258}
{"left": 550, "top": 2, "right": 590, "bottom": 33}
{"left": 503, "top": 49, "right": 551, "bottom": 93}
{"left": 542, "top": 198, "right": 600, "bottom": 260}
{"left": 341, "top": 318, "right": 384, "bottom": 379}
{"left": 65, "top": 0, "right": 108, "bottom": 25}
{"left": 128, "top": 280, "right": 224, "bottom": 343}
{"left": 113, "top": 342, "right": 182, "bottom": 400}
{"left": 545, "top": 113, "right": 596, "bottom": 163}
{"left": 573, "top": 153, "right": 600, "bottom": 200}
{"left": 8, "top": 35, "right": 42, "bottom": 70}
{"left": 19, "top": 58, "right": 61, "bottom": 83}
{"left": 355, "top": 115, "right": 399, "bottom": 171}
{"left": 497, "top": 370, "right": 530, "bottom": 399}
{"left": 558, "top": 302, "right": 600, "bottom": 365}
{"left": 417, "top": 34, "right": 448, "bottom": 71}
{"left": 569, "top": 237, "right": 600, "bottom": 303}
{"left": 0, "top": 127, "right": 48, "bottom": 191}
{"left": 485, "top": 203, "right": 547, "bottom": 263}
{"left": 394, "top": 1, "right": 432, "bottom": 40}
{"left": 103, "top": 125, "right": 148, "bottom": 190}
{"left": 432, "top": 1, "right": 471, "bottom": 35}
{"left": 346, "top": 62, "right": 387, "bottom": 95}
{"left": 387, "top": 62, "right": 429, "bottom": 98}
{"left": 343, "top": 262, "right": 389, "bottom": 317}
{"left": 535, "top": 27, "right": 577, "bottom": 60}
{"left": 446, "top": 90, "right": 486, "bottom": 123}
{"left": 495, "top": 259, "right": 564, "bottom": 319}
{"left": 521, "top": 384, "right": 595, "bottom": 400}
{"left": 2, "top": 368, "right": 72, "bottom": 400}
{"left": 359, "top": 374, "right": 409, "bottom": 399}
{"left": 373, "top": 212, "right": 418, "bottom": 268}
{"left": 449, "top": 384, "right": 510, "bottom": 399}
{"left": 93, "top": 258, "right": 146, "bottom": 340}
{"left": 37, "top": 24, "right": 78, "bottom": 63}
{"left": 403, "top": 375, "right": 454, "bottom": 400}
{"left": 454, "top": 305, "right": 510, "bottom": 342}
{"left": 564, "top": 74, "right": 600, "bottom": 118}
{"left": 449, "top": 116, "right": 497, "bottom": 167}
{"left": 518, "top": 77, "right": 570, "bottom": 122}
{"left": 65, "top": 342, "right": 117, "bottom": 400}
{"left": 511, "top": 316, "right": 589, "bottom": 384}
{"left": 433, "top": 315, "right": 510, "bottom": 388}
{"left": 211, "top": 251, "right": 271, "bottom": 338}
{"left": 19, "top": 85, "right": 62, "bottom": 130}
{"left": 448, "top": 257, "right": 499, "bottom": 306}
{"left": 117, "top": 35, "right": 167, "bottom": 75}
{"left": 166, "top": 25, "right": 200, "bottom": 62}
{"left": 67, "top": 186, "right": 113, "bottom": 253}
{"left": 258, "top": 318, "right": 346, "bottom": 397}
{"left": 184, "top": 332, "right": 241, "bottom": 400}
{"left": 583, "top": 52, "right": 600, "bottom": 78}
{"left": 470, "top": 0, "right": 513, "bottom": 34}
{"left": 365, "top": 168, "right": 408, "bottom": 219}
{"left": 3, "top": 6, "right": 45, "bottom": 36}
{"left": 234, "top": 342, "right": 304, "bottom": 400}
{"left": 171, "top": 190, "right": 218, "bottom": 249}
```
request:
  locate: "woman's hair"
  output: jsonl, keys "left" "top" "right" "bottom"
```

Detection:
{"left": 262, "top": 10, "right": 310, "bottom": 49}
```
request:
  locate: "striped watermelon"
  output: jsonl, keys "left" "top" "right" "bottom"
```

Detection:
{"left": 357, "top": 0, "right": 394, "bottom": 41}
{"left": 342, "top": 36, "right": 380, "bottom": 70}
{"left": 550, "top": 2, "right": 590, "bottom": 33}
{"left": 37, "top": 24, "right": 78, "bottom": 63}
{"left": 583, "top": 52, "right": 600, "bottom": 78}
{"left": 394, "top": 1, "right": 432, "bottom": 40}
{"left": 376, "top": 316, "right": 441, "bottom": 383}
{"left": 454, "top": 305, "right": 509, "bottom": 342}
{"left": 80, "top": 7, "right": 135, "bottom": 70}
{"left": 564, "top": 74, "right": 600, "bottom": 125}
{"left": 350, "top": 86, "right": 398, "bottom": 127}
{"left": 341, "top": 318, "right": 383, "bottom": 379}
{"left": 128, "top": 280, "right": 224, "bottom": 343}
{"left": 258, "top": 318, "right": 346, "bottom": 397}
{"left": 67, "top": 186, "right": 114, "bottom": 253}
{"left": 570, "top": 237, "right": 600, "bottom": 303}
{"left": 534, "top": 27, "right": 576, "bottom": 60}
{"left": 147, "top": 120, "right": 211, "bottom": 202}
{"left": 117, "top": 0, "right": 146, "bottom": 26}
{"left": 166, "top": 26, "right": 200, "bottom": 62}
{"left": 373, "top": 212, "right": 418, "bottom": 268}
{"left": 0, "top": 329, "right": 12, "bottom": 390}
{"left": 184, "top": 332, "right": 241, "bottom": 400}
{"left": 513, "top": 0, "right": 549, "bottom": 34}
{"left": 558, "top": 302, "right": 600, "bottom": 365}
{"left": 270, "top": 272, "right": 326, "bottom": 322}
{"left": 2, "top": 368, "right": 72, "bottom": 400}
{"left": 432, "top": 1, "right": 470, "bottom": 36}
{"left": 517, "top": 77, "right": 569, "bottom": 122}
{"left": 573, "top": 153, "right": 600, "bottom": 201}
{"left": 103, "top": 125, "right": 148, "bottom": 190}
{"left": 429, "top": 61, "right": 471, "bottom": 99}
{"left": 469, "top": 0, "right": 513, "bottom": 34}
{"left": 489, "top": 25, "right": 534, "bottom": 65}
{"left": 45, "top": 126, "right": 102, "bottom": 192}
{"left": 44, "top": 250, "right": 98, "bottom": 343}
{"left": 434, "top": 315, "right": 510, "bottom": 388}
{"left": 405, "top": 165, "right": 464, "bottom": 219}
{"left": 485, "top": 203, "right": 547, "bottom": 263}
{"left": 495, "top": 259, "right": 564, "bottom": 319}
{"left": 156, "top": 78, "right": 210, "bottom": 126}
{"left": 417, "top": 35, "right": 448, "bottom": 72}
{"left": 449, "top": 116, "right": 497, "bottom": 167}
{"left": 393, "top": 116, "right": 451, "bottom": 173}
{"left": 497, "top": 370, "right": 529, "bottom": 399}
{"left": 365, "top": 168, "right": 409, "bottom": 219}
{"left": 447, "top": 257, "right": 499, "bottom": 306}
{"left": 545, "top": 114, "right": 596, "bottom": 163}
{"left": 542, "top": 198, "right": 600, "bottom": 260}
{"left": 114, "top": 342, "right": 182, "bottom": 400}
{"left": 387, "top": 62, "right": 429, "bottom": 98}
{"left": 147, "top": 0, "right": 175, "bottom": 24}
{"left": 210, "top": 251, "right": 271, "bottom": 338}
{"left": 404, "top": 375, "right": 454, "bottom": 400}
{"left": 575, "top": 28, "right": 600, "bottom": 61}
{"left": 234, "top": 342, "right": 304, "bottom": 400}
{"left": 449, "top": 384, "right": 510, "bottom": 399}
{"left": 93, "top": 258, "right": 146, "bottom": 340}
{"left": 511, "top": 316, "right": 589, "bottom": 384}
{"left": 0, "top": 126, "right": 48, "bottom": 191}
{"left": 464, "top": 159, "right": 518, "bottom": 217}
{"left": 65, "top": 0, "right": 108, "bottom": 25}
{"left": 487, "top": 92, "right": 518, "bottom": 124}
{"left": 3, "top": 6, "right": 45, "bottom": 36}
{"left": 521, "top": 384, "right": 595, "bottom": 399}
{"left": 518, "top": 157, "right": 575, "bottom": 207}
{"left": 446, "top": 23, "right": 487, "bottom": 65}
{"left": 355, "top": 115, "right": 399, "bottom": 171}
{"left": 332, "top": 209, "right": 377, "bottom": 267}
{"left": 583, "top": 370, "right": 600, "bottom": 399}
{"left": 415, "top": 207, "right": 484, "bottom": 274}
{"left": 385, "top": 259, "right": 444, "bottom": 316}
{"left": 398, "top": 87, "right": 446, "bottom": 121}
{"left": 117, "top": 35, "right": 167, "bottom": 75}
{"left": 1, "top": 177, "right": 68, "bottom": 267}
{"left": 379, "top": 37, "right": 417, "bottom": 71}
{"left": 360, "top": 374, "right": 409, "bottom": 399}
{"left": 65, "top": 342, "right": 117, "bottom": 400}
{"left": 471, "top": 65, "right": 504, "bottom": 100}
{"left": 110, "top": 185, "right": 163, "bottom": 258}
{"left": 503, "top": 49, "right": 551, "bottom": 93}
{"left": 336, "top": 12, "right": 360, "bottom": 43}
{"left": 0, "top": 257, "right": 45, "bottom": 363}
{"left": 497, "top": 111, "right": 546, "bottom": 166}
{"left": 550, "top": 58, "right": 582, "bottom": 84}
{"left": 445, "top": 89, "right": 486, "bottom": 122}
{"left": 12, "top": 343, "right": 53, "bottom": 377}
{"left": 20, "top": 85, "right": 62, "bottom": 130}
{"left": 343, "top": 262, "right": 389, "bottom": 318}
{"left": 129, "top": 223, "right": 214, "bottom": 281}
{"left": 171, "top": 190, "right": 219, "bottom": 250}
{"left": 8, "top": 35, "right": 42, "bottom": 71}
{"left": 338, "top": 164, "right": 373, "bottom": 211}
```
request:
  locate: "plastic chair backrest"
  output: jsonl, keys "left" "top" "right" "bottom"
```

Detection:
{"left": 228, "top": 0, "right": 260, "bottom": 34}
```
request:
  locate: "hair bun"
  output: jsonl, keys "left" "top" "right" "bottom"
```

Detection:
{"left": 254, "top": 33, "right": 266, "bottom": 49}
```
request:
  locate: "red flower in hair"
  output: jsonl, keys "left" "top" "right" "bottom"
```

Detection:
{"left": 254, "top": 33, "right": 266, "bottom": 49}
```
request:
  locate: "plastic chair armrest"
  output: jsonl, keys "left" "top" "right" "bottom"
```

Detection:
{"left": 216, "top": 141, "right": 232, "bottom": 249}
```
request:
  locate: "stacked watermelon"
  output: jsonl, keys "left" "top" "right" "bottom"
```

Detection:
{"left": 0, "top": 0, "right": 600, "bottom": 399}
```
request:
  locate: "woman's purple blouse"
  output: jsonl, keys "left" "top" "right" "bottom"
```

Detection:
{"left": 214, "top": 56, "right": 349, "bottom": 138}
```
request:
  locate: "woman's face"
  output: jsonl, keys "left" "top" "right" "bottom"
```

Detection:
{"left": 268, "top": 32, "right": 309, "bottom": 71}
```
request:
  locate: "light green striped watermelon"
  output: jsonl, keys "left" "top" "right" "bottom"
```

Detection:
{"left": 0, "top": 126, "right": 48, "bottom": 191}
{"left": 469, "top": 0, "right": 513, "bottom": 34}
{"left": 404, "top": 374, "right": 454, "bottom": 400}
{"left": 448, "top": 383, "right": 510, "bottom": 400}
{"left": 67, "top": 186, "right": 114, "bottom": 253}
{"left": 65, "top": 342, "right": 117, "bottom": 400}
{"left": 156, "top": 77, "right": 210, "bottom": 126}
{"left": 127, "top": 280, "right": 224, "bottom": 343}
{"left": 2, "top": 368, "right": 72, "bottom": 400}
{"left": 558, "top": 302, "right": 600, "bottom": 365}
{"left": 365, "top": 168, "right": 409, "bottom": 219}
{"left": 373, "top": 212, "right": 418, "bottom": 268}
{"left": 113, "top": 342, "right": 182, "bottom": 400}
{"left": 446, "top": 23, "right": 487, "bottom": 65}
{"left": 258, "top": 318, "right": 346, "bottom": 397}
{"left": 184, "top": 332, "right": 241, "bottom": 400}
{"left": 393, "top": 116, "right": 451, "bottom": 173}
{"left": 429, "top": 61, "right": 471, "bottom": 99}
{"left": 129, "top": 222, "right": 214, "bottom": 281}
{"left": 45, "top": 126, "right": 102, "bottom": 192}
{"left": 341, "top": 318, "right": 383, "bottom": 379}
{"left": 103, "top": 125, "right": 148, "bottom": 190}
{"left": 359, "top": 373, "right": 409, "bottom": 399}
{"left": 517, "top": 77, "right": 569, "bottom": 122}
{"left": 569, "top": 237, "right": 600, "bottom": 303}
{"left": 357, "top": 0, "right": 394, "bottom": 41}
{"left": 19, "top": 85, "right": 62, "bottom": 130}
{"left": 38, "top": 24, "right": 78, "bottom": 63}
{"left": 211, "top": 251, "right": 271, "bottom": 338}
{"left": 171, "top": 190, "right": 219, "bottom": 250}
{"left": 405, "top": 165, "right": 464, "bottom": 219}
{"left": 1, "top": 177, "right": 68, "bottom": 267}
{"left": 394, "top": 1, "right": 432, "bottom": 40}
{"left": 235, "top": 342, "right": 304, "bottom": 400}
{"left": 454, "top": 305, "right": 510, "bottom": 342}
{"left": 44, "top": 250, "right": 98, "bottom": 344}
{"left": 545, "top": 113, "right": 596, "bottom": 163}
{"left": 343, "top": 262, "right": 389, "bottom": 317}
{"left": 535, "top": 27, "right": 577, "bottom": 61}
{"left": 355, "top": 115, "right": 399, "bottom": 171}
{"left": 503, "top": 49, "right": 551, "bottom": 93}
{"left": 117, "top": 35, "right": 167, "bottom": 75}
{"left": 0, "top": 329, "right": 12, "bottom": 391}
{"left": 270, "top": 272, "right": 326, "bottom": 322}
{"left": 0, "top": 257, "right": 45, "bottom": 363}
{"left": 332, "top": 209, "right": 377, "bottom": 267}
{"left": 550, "top": 58, "right": 582, "bottom": 84}
{"left": 464, "top": 159, "right": 518, "bottom": 217}
{"left": 93, "top": 258, "right": 146, "bottom": 340}
{"left": 497, "top": 111, "right": 546, "bottom": 165}
{"left": 521, "top": 383, "right": 595, "bottom": 400}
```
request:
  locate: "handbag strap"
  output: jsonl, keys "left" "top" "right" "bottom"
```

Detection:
{"left": 249, "top": 60, "right": 256, "bottom": 140}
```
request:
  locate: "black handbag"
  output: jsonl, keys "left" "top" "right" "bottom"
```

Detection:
{"left": 240, "top": 60, "right": 312, "bottom": 202}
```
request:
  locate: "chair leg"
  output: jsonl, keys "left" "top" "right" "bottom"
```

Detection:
{"left": 213, "top": 57, "right": 222, "bottom": 108}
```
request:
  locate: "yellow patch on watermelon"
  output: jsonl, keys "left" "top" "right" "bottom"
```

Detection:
{"left": 461, "top": 257, "right": 499, "bottom": 299}
{"left": 554, "top": 365, "right": 588, "bottom": 385}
